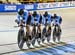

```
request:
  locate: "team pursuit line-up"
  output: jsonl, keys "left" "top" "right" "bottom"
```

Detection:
{"left": 15, "top": 9, "right": 62, "bottom": 50}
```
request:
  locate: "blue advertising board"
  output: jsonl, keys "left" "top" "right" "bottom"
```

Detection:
{"left": 0, "top": 2, "right": 75, "bottom": 12}
{"left": 0, "top": 4, "right": 36, "bottom": 12}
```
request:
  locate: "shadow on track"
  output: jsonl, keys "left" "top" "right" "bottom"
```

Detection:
{"left": 0, "top": 43, "right": 17, "bottom": 46}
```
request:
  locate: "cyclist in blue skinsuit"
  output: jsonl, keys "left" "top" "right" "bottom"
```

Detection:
{"left": 52, "top": 14, "right": 62, "bottom": 42}
{"left": 52, "top": 14, "right": 62, "bottom": 33}
{"left": 31, "top": 11, "right": 40, "bottom": 26}
{"left": 52, "top": 14, "right": 62, "bottom": 26}
{"left": 15, "top": 9, "right": 28, "bottom": 26}
{"left": 42, "top": 11, "right": 52, "bottom": 26}
{"left": 42, "top": 11, "right": 52, "bottom": 43}
{"left": 31, "top": 11, "right": 41, "bottom": 46}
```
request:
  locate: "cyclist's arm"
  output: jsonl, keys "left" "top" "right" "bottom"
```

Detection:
{"left": 59, "top": 16, "right": 62, "bottom": 24}
{"left": 17, "top": 14, "right": 20, "bottom": 22}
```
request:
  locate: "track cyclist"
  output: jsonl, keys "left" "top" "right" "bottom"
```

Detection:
{"left": 42, "top": 11, "right": 52, "bottom": 43}
{"left": 52, "top": 14, "right": 62, "bottom": 31}
{"left": 15, "top": 9, "right": 28, "bottom": 26}
{"left": 52, "top": 14, "right": 62, "bottom": 42}
{"left": 31, "top": 11, "right": 40, "bottom": 46}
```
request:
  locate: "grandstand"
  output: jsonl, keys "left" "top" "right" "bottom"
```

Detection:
{"left": 0, "top": 0, "right": 19, "bottom": 4}
{"left": 18, "top": 0, "right": 75, "bottom": 4}
{"left": 0, "top": 0, "right": 74, "bottom": 4}
{"left": 19, "top": 0, "right": 63, "bottom": 3}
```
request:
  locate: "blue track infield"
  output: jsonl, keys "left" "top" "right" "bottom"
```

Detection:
{"left": 17, "top": 42, "right": 75, "bottom": 55}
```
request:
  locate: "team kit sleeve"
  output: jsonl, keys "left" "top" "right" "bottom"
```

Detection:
{"left": 23, "top": 10, "right": 28, "bottom": 23}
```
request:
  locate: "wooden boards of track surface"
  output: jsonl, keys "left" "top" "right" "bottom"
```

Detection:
{"left": 21, "top": 42, "right": 68, "bottom": 52}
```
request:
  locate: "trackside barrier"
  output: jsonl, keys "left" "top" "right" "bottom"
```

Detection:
{"left": 0, "top": 1, "right": 75, "bottom": 12}
{"left": 0, "top": 4, "right": 36, "bottom": 12}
